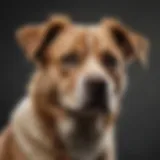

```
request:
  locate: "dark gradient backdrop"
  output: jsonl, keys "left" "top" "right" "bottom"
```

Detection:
{"left": 0, "top": 0, "right": 159, "bottom": 160}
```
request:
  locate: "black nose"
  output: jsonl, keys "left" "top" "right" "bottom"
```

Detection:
{"left": 86, "top": 78, "right": 106, "bottom": 97}
{"left": 85, "top": 78, "right": 107, "bottom": 111}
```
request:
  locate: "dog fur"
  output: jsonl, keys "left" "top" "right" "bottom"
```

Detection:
{"left": 0, "top": 14, "right": 150, "bottom": 160}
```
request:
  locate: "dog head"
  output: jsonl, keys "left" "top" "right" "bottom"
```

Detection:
{"left": 16, "top": 14, "right": 149, "bottom": 117}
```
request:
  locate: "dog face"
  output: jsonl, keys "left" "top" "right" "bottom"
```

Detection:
{"left": 16, "top": 15, "right": 149, "bottom": 116}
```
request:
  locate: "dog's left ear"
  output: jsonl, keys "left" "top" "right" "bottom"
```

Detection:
{"left": 15, "top": 14, "right": 71, "bottom": 63}
{"left": 102, "top": 18, "right": 150, "bottom": 68}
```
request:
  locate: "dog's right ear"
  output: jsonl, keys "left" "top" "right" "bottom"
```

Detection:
{"left": 15, "top": 15, "right": 71, "bottom": 63}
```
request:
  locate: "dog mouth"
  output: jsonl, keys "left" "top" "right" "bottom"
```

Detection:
{"left": 58, "top": 89, "right": 108, "bottom": 116}
{"left": 83, "top": 90, "right": 108, "bottom": 112}
{"left": 60, "top": 95, "right": 109, "bottom": 117}
{"left": 55, "top": 94, "right": 109, "bottom": 117}
{"left": 54, "top": 77, "right": 109, "bottom": 115}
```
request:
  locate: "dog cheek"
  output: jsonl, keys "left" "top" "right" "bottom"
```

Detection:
{"left": 113, "top": 73, "right": 122, "bottom": 94}
{"left": 109, "top": 92, "right": 119, "bottom": 114}
{"left": 59, "top": 66, "right": 77, "bottom": 79}
{"left": 58, "top": 73, "right": 77, "bottom": 102}
{"left": 60, "top": 67, "right": 70, "bottom": 77}
{"left": 114, "top": 70, "right": 128, "bottom": 96}
{"left": 108, "top": 68, "right": 124, "bottom": 95}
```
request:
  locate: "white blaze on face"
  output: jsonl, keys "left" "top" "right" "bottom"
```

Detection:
{"left": 75, "top": 56, "right": 106, "bottom": 107}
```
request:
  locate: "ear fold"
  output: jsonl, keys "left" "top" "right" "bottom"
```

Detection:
{"left": 102, "top": 18, "right": 150, "bottom": 67}
{"left": 16, "top": 15, "right": 71, "bottom": 63}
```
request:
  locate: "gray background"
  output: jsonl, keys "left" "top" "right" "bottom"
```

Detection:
{"left": 0, "top": 0, "right": 159, "bottom": 159}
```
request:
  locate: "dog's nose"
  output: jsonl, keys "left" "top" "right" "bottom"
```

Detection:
{"left": 85, "top": 78, "right": 107, "bottom": 111}
{"left": 86, "top": 78, "right": 106, "bottom": 98}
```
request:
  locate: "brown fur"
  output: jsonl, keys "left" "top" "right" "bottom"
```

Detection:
{"left": 0, "top": 126, "right": 26, "bottom": 160}
{"left": 0, "top": 14, "right": 150, "bottom": 160}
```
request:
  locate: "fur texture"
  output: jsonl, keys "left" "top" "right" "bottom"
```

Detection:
{"left": 0, "top": 14, "right": 150, "bottom": 160}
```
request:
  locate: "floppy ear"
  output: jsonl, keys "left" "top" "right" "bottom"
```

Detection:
{"left": 102, "top": 18, "right": 150, "bottom": 67}
{"left": 15, "top": 14, "right": 71, "bottom": 63}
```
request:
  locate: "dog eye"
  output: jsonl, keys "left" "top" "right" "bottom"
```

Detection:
{"left": 61, "top": 53, "right": 80, "bottom": 67}
{"left": 101, "top": 53, "right": 117, "bottom": 68}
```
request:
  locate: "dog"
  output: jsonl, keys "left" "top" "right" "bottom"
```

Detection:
{"left": 0, "top": 14, "right": 150, "bottom": 160}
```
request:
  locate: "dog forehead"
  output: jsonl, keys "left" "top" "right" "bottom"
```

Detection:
{"left": 48, "top": 25, "right": 86, "bottom": 58}
{"left": 48, "top": 23, "right": 122, "bottom": 60}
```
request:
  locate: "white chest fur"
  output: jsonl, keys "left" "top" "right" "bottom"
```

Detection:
{"left": 11, "top": 97, "right": 116, "bottom": 160}
{"left": 57, "top": 113, "right": 115, "bottom": 160}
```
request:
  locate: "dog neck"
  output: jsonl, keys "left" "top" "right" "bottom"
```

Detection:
{"left": 56, "top": 112, "right": 109, "bottom": 160}
{"left": 11, "top": 96, "right": 115, "bottom": 160}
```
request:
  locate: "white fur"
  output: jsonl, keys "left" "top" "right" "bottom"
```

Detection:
{"left": 11, "top": 97, "right": 54, "bottom": 160}
{"left": 56, "top": 116, "right": 75, "bottom": 140}
{"left": 103, "top": 126, "right": 117, "bottom": 160}
{"left": 11, "top": 96, "right": 116, "bottom": 160}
